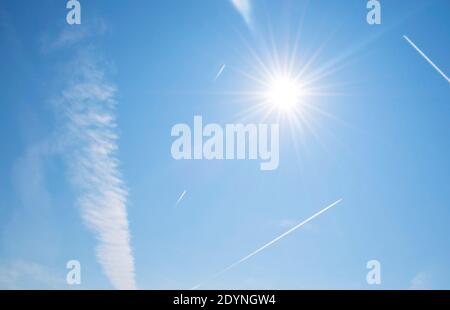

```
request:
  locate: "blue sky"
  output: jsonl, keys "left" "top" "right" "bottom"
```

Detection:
{"left": 0, "top": 0, "right": 449, "bottom": 289}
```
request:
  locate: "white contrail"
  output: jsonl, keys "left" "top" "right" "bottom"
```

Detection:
{"left": 191, "top": 198, "right": 343, "bottom": 289}
{"left": 59, "top": 54, "right": 136, "bottom": 290}
{"left": 214, "top": 64, "right": 226, "bottom": 81}
{"left": 403, "top": 35, "right": 450, "bottom": 84}
{"left": 176, "top": 190, "right": 187, "bottom": 207}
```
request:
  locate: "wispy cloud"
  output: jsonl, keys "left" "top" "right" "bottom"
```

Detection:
{"left": 12, "top": 140, "right": 53, "bottom": 212}
{"left": 0, "top": 261, "right": 64, "bottom": 289}
{"left": 56, "top": 52, "right": 136, "bottom": 290}
{"left": 41, "top": 20, "right": 107, "bottom": 52}
{"left": 409, "top": 271, "right": 430, "bottom": 290}
{"left": 230, "top": 0, "right": 253, "bottom": 27}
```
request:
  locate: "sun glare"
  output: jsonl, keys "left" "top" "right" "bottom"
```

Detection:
{"left": 266, "top": 76, "right": 303, "bottom": 112}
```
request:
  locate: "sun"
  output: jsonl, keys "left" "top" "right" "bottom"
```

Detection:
{"left": 265, "top": 76, "right": 303, "bottom": 112}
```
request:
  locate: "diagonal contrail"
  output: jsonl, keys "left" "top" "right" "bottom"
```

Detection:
{"left": 214, "top": 64, "right": 226, "bottom": 81}
{"left": 191, "top": 198, "right": 343, "bottom": 289}
{"left": 403, "top": 35, "right": 450, "bottom": 84}
{"left": 176, "top": 190, "right": 187, "bottom": 207}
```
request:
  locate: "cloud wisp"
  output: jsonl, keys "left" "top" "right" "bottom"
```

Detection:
{"left": 409, "top": 272, "right": 430, "bottom": 290}
{"left": 41, "top": 20, "right": 107, "bottom": 53}
{"left": 0, "top": 261, "right": 64, "bottom": 289}
{"left": 230, "top": 0, "right": 253, "bottom": 27}
{"left": 57, "top": 53, "right": 136, "bottom": 290}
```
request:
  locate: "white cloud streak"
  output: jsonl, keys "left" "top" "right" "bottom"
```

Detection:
{"left": 230, "top": 0, "right": 252, "bottom": 27}
{"left": 176, "top": 190, "right": 187, "bottom": 207}
{"left": 403, "top": 35, "right": 450, "bottom": 84}
{"left": 57, "top": 53, "right": 136, "bottom": 290}
{"left": 192, "top": 199, "right": 342, "bottom": 289}
{"left": 214, "top": 64, "right": 226, "bottom": 81}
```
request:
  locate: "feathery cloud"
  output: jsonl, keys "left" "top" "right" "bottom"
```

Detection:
{"left": 41, "top": 20, "right": 107, "bottom": 52}
{"left": 57, "top": 52, "right": 136, "bottom": 290}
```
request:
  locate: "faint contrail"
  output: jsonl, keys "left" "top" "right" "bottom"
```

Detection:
{"left": 403, "top": 35, "right": 450, "bottom": 84}
{"left": 191, "top": 198, "right": 343, "bottom": 289}
{"left": 214, "top": 64, "right": 226, "bottom": 81}
{"left": 176, "top": 190, "right": 187, "bottom": 207}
